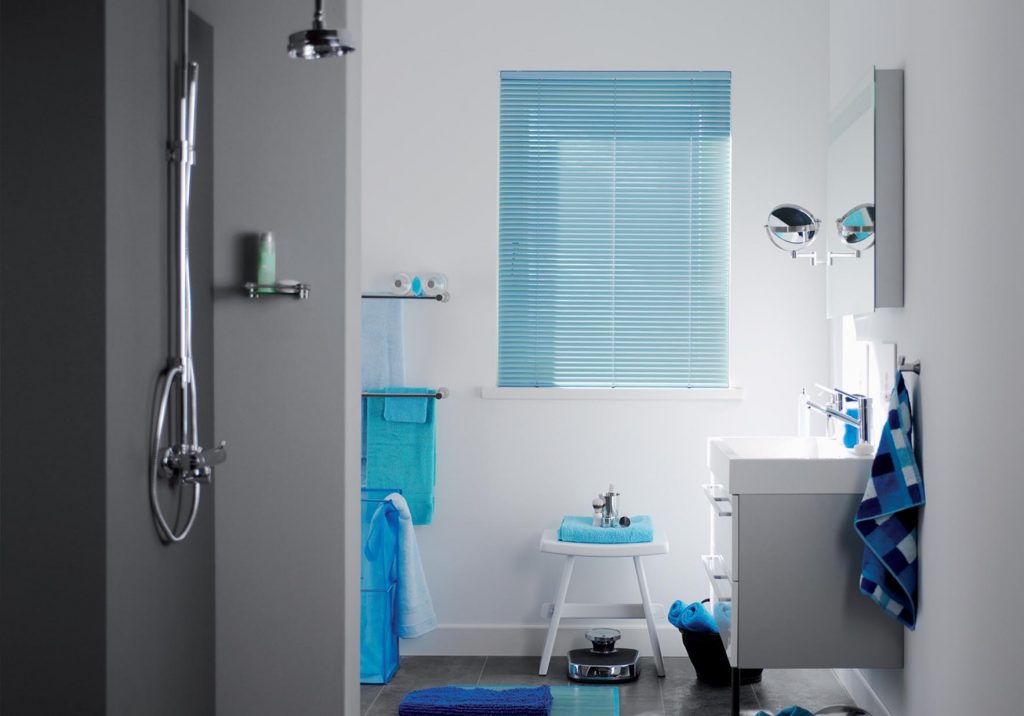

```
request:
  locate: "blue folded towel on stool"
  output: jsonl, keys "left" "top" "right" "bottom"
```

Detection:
{"left": 398, "top": 686, "right": 553, "bottom": 715}
{"left": 557, "top": 515, "right": 653, "bottom": 543}
{"left": 668, "top": 600, "right": 718, "bottom": 633}
{"left": 854, "top": 373, "right": 925, "bottom": 629}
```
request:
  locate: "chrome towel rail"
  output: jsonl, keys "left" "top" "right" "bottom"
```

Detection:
{"left": 361, "top": 292, "right": 450, "bottom": 302}
{"left": 362, "top": 388, "right": 449, "bottom": 400}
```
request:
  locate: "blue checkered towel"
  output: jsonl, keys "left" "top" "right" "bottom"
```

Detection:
{"left": 854, "top": 374, "right": 925, "bottom": 629}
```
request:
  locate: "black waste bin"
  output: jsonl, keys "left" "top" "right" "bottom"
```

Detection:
{"left": 678, "top": 599, "right": 762, "bottom": 687}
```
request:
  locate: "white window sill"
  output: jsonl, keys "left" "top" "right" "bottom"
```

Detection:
{"left": 480, "top": 387, "right": 744, "bottom": 401}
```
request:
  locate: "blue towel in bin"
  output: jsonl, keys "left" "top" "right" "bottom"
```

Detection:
{"left": 399, "top": 686, "right": 553, "bottom": 715}
{"left": 668, "top": 600, "right": 718, "bottom": 634}
{"left": 558, "top": 515, "right": 653, "bottom": 543}
{"left": 854, "top": 374, "right": 925, "bottom": 629}
{"left": 755, "top": 708, "right": 814, "bottom": 716}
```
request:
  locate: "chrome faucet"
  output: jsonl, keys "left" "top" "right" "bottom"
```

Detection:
{"left": 804, "top": 386, "right": 872, "bottom": 448}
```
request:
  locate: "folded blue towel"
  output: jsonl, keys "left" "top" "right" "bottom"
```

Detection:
{"left": 755, "top": 708, "right": 814, "bottom": 716}
{"left": 557, "top": 515, "right": 653, "bottom": 543}
{"left": 366, "top": 493, "right": 437, "bottom": 639}
{"left": 855, "top": 374, "right": 925, "bottom": 629}
{"left": 365, "top": 391, "right": 436, "bottom": 525}
{"left": 398, "top": 686, "right": 553, "bottom": 715}
{"left": 668, "top": 600, "right": 718, "bottom": 634}
{"left": 383, "top": 386, "right": 432, "bottom": 424}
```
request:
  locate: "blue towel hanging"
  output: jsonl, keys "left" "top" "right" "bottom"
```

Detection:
{"left": 854, "top": 374, "right": 925, "bottom": 629}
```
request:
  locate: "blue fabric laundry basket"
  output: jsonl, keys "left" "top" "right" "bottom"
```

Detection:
{"left": 361, "top": 488, "right": 401, "bottom": 684}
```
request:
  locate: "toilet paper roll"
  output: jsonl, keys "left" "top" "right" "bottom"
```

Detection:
{"left": 391, "top": 272, "right": 412, "bottom": 295}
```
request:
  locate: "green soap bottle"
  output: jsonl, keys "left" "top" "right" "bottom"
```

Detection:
{"left": 257, "top": 231, "right": 276, "bottom": 293}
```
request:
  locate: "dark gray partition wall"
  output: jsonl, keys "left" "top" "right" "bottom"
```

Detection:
{"left": 0, "top": 1, "right": 108, "bottom": 712}
{"left": 1, "top": 2, "right": 216, "bottom": 714}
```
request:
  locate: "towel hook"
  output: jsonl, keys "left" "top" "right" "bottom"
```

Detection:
{"left": 898, "top": 356, "right": 920, "bottom": 375}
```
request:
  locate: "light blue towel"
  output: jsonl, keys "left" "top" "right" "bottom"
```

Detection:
{"left": 371, "top": 493, "right": 437, "bottom": 639}
{"left": 365, "top": 389, "right": 436, "bottom": 525}
{"left": 668, "top": 600, "right": 718, "bottom": 633}
{"left": 557, "top": 515, "right": 653, "bottom": 544}
{"left": 361, "top": 299, "right": 405, "bottom": 390}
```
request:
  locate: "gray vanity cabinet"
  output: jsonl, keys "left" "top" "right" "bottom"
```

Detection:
{"left": 703, "top": 469, "right": 904, "bottom": 670}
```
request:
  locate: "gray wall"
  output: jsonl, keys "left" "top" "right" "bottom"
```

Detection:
{"left": 1, "top": 1, "right": 108, "bottom": 712}
{"left": 104, "top": 4, "right": 216, "bottom": 715}
{"left": 828, "top": 1, "right": 1024, "bottom": 714}
{"left": 1, "top": 1, "right": 216, "bottom": 714}
{"left": 191, "top": 1, "right": 353, "bottom": 713}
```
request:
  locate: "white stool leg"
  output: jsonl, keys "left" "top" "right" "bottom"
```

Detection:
{"left": 634, "top": 556, "right": 665, "bottom": 677}
{"left": 539, "top": 555, "right": 575, "bottom": 676}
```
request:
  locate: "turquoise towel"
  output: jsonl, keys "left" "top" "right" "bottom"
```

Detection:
{"left": 755, "top": 708, "right": 814, "bottom": 716}
{"left": 558, "top": 515, "right": 653, "bottom": 543}
{"left": 384, "top": 386, "right": 431, "bottom": 423}
{"left": 365, "top": 389, "right": 436, "bottom": 525}
{"left": 668, "top": 600, "right": 718, "bottom": 633}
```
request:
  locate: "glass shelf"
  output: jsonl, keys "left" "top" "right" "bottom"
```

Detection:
{"left": 244, "top": 282, "right": 311, "bottom": 300}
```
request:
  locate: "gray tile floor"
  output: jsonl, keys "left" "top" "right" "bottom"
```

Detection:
{"left": 361, "top": 656, "right": 856, "bottom": 715}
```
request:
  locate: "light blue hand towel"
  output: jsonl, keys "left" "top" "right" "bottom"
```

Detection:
{"left": 365, "top": 391, "right": 436, "bottom": 524}
{"left": 557, "top": 515, "right": 653, "bottom": 543}
{"left": 361, "top": 299, "right": 405, "bottom": 390}
{"left": 380, "top": 493, "right": 437, "bottom": 639}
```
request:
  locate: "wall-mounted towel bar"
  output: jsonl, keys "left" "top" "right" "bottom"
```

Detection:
{"left": 362, "top": 388, "right": 449, "bottom": 400}
{"left": 361, "top": 292, "right": 450, "bottom": 303}
{"left": 898, "top": 356, "right": 920, "bottom": 375}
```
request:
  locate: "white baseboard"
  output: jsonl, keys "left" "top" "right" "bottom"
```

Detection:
{"left": 400, "top": 623, "right": 688, "bottom": 658}
{"left": 832, "top": 669, "right": 893, "bottom": 716}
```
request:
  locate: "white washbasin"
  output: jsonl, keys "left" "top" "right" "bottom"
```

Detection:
{"left": 708, "top": 436, "right": 873, "bottom": 495}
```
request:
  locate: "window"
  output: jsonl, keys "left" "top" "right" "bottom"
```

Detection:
{"left": 498, "top": 71, "right": 731, "bottom": 389}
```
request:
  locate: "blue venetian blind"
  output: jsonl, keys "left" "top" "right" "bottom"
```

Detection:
{"left": 498, "top": 71, "right": 732, "bottom": 388}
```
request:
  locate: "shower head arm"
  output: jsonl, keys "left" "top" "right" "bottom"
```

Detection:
{"left": 313, "top": 0, "right": 325, "bottom": 29}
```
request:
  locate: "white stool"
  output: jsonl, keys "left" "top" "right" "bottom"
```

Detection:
{"left": 538, "top": 528, "right": 669, "bottom": 677}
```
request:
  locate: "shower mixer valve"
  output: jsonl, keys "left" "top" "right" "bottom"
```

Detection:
{"left": 161, "top": 441, "right": 227, "bottom": 485}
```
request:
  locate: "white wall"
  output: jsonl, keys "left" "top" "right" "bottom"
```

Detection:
{"left": 361, "top": 0, "right": 831, "bottom": 655}
{"left": 829, "top": 1, "right": 1024, "bottom": 714}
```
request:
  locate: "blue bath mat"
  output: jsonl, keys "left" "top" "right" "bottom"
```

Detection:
{"left": 456, "top": 684, "right": 619, "bottom": 716}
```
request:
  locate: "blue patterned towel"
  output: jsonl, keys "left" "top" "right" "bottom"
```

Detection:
{"left": 398, "top": 686, "right": 553, "bottom": 715}
{"left": 854, "top": 374, "right": 925, "bottom": 629}
{"left": 558, "top": 515, "right": 653, "bottom": 543}
{"left": 755, "top": 708, "right": 814, "bottom": 716}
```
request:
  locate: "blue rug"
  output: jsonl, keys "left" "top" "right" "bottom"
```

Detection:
{"left": 453, "top": 685, "right": 619, "bottom": 716}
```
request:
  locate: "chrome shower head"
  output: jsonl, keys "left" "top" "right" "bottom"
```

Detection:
{"left": 288, "top": 0, "right": 355, "bottom": 59}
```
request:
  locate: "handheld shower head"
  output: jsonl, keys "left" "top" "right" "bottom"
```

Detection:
{"left": 288, "top": 0, "right": 355, "bottom": 59}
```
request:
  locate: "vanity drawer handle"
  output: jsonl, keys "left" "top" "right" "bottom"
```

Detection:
{"left": 701, "top": 554, "right": 733, "bottom": 600}
{"left": 702, "top": 484, "right": 733, "bottom": 517}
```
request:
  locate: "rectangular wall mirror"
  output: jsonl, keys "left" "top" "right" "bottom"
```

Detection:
{"left": 826, "top": 68, "right": 904, "bottom": 318}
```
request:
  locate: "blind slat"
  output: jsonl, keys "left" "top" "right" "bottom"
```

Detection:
{"left": 498, "top": 71, "right": 731, "bottom": 389}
